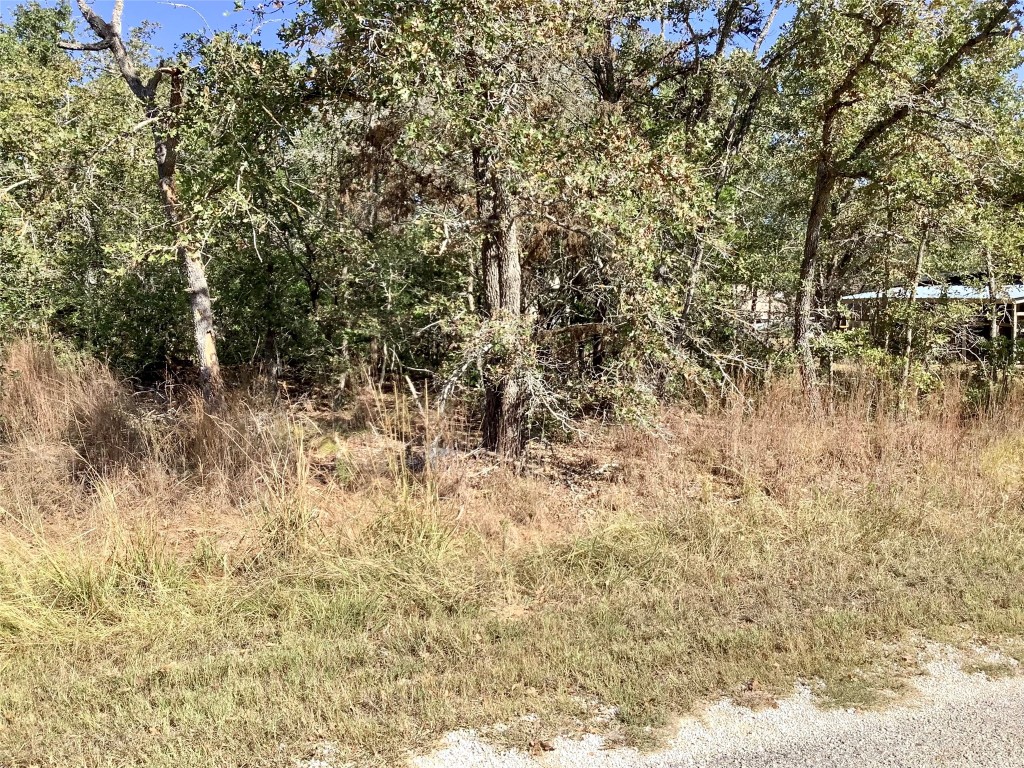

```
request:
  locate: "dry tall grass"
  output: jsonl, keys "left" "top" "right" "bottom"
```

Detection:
{"left": 1, "top": 338, "right": 1023, "bottom": 767}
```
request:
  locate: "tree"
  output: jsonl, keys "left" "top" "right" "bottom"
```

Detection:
{"left": 780, "top": 0, "right": 1022, "bottom": 397}
{"left": 60, "top": 0, "right": 224, "bottom": 404}
{"left": 289, "top": 0, "right": 704, "bottom": 454}
{"left": 2, "top": 0, "right": 1022, "bottom": 440}
{"left": 2, "top": 1, "right": 176, "bottom": 364}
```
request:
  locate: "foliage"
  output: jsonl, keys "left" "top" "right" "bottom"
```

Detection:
{"left": 0, "top": 0, "right": 1022, "bottom": 419}
{"left": 4, "top": 341, "right": 1024, "bottom": 765}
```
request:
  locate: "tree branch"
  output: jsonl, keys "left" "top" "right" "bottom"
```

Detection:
{"left": 847, "top": 2, "right": 1016, "bottom": 162}
{"left": 147, "top": 67, "right": 167, "bottom": 94}
{"left": 112, "top": 0, "right": 125, "bottom": 36}
{"left": 74, "top": 0, "right": 111, "bottom": 40}
{"left": 1, "top": 177, "right": 36, "bottom": 196}
{"left": 752, "top": 0, "right": 783, "bottom": 59}
{"left": 824, "top": 21, "right": 884, "bottom": 122}
{"left": 58, "top": 39, "right": 112, "bottom": 51}
{"left": 63, "top": 0, "right": 152, "bottom": 103}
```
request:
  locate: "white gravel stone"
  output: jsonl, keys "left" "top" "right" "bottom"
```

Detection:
{"left": 410, "top": 644, "right": 1024, "bottom": 768}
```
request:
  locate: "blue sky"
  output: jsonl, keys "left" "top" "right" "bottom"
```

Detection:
{"left": 0, "top": 0, "right": 292, "bottom": 51}
{"left": 0, "top": 1, "right": 798, "bottom": 58}
{"left": 0, "top": 0, "right": 1017, "bottom": 79}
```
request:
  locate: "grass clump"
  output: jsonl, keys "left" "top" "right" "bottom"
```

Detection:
{"left": 2, "top": 339, "right": 1024, "bottom": 766}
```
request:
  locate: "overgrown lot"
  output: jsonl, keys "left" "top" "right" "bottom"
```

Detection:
{"left": 2, "top": 340, "right": 1023, "bottom": 767}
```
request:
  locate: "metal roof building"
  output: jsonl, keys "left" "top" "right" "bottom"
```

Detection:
{"left": 838, "top": 280, "right": 1024, "bottom": 350}
{"left": 841, "top": 284, "right": 1024, "bottom": 303}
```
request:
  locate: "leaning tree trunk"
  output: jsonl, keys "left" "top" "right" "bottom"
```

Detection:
{"left": 480, "top": 171, "right": 527, "bottom": 459}
{"left": 60, "top": 0, "right": 224, "bottom": 407}
{"left": 153, "top": 71, "right": 224, "bottom": 405}
{"left": 793, "top": 159, "right": 836, "bottom": 407}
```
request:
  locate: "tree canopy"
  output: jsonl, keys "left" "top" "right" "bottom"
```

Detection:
{"left": 1, "top": 0, "right": 1022, "bottom": 449}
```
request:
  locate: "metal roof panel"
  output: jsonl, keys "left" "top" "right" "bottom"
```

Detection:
{"left": 841, "top": 284, "right": 1024, "bottom": 302}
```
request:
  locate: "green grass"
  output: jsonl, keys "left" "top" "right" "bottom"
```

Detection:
{"left": 3, "top": 341, "right": 1024, "bottom": 766}
{"left": 960, "top": 660, "right": 1019, "bottom": 679}
{"left": 3, "top": 485, "right": 1024, "bottom": 767}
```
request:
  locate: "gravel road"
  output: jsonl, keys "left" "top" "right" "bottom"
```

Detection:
{"left": 412, "top": 646, "right": 1024, "bottom": 768}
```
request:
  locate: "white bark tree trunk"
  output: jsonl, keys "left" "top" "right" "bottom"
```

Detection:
{"left": 61, "top": 0, "right": 224, "bottom": 406}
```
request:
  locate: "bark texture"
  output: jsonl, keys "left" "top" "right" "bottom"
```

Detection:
{"left": 793, "top": 160, "right": 836, "bottom": 403}
{"left": 61, "top": 0, "right": 224, "bottom": 406}
{"left": 478, "top": 162, "right": 527, "bottom": 459}
{"left": 900, "top": 228, "right": 928, "bottom": 399}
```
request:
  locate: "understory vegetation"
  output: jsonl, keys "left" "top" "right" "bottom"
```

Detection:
{"left": 2, "top": 0, "right": 1024, "bottom": 764}
{"left": 2, "top": 339, "right": 1024, "bottom": 766}
{"left": 2, "top": 0, "right": 1023, "bottom": 451}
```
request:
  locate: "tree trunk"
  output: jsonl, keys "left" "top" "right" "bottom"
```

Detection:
{"left": 480, "top": 169, "right": 527, "bottom": 459}
{"left": 881, "top": 204, "right": 894, "bottom": 352}
{"left": 59, "top": 2, "right": 224, "bottom": 407}
{"left": 1013, "top": 305, "right": 1018, "bottom": 366}
{"left": 900, "top": 228, "right": 928, "bottom": 402}
{"left": 682, "top": 239, "right": 704, "bottom": 321}
{"left": 985, "top": 248, "right": 1002, "bottom": 382}
{"left": 794, "top": 159, "right": 836, "bottom": 405}
{"left": 986, "top": 248, "right": 999, "bottom": 341}
{"left": 153, "top": 70, "right": 224, "bottom": 406}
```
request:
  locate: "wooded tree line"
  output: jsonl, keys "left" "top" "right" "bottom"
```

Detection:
{"left": 1, "top": 0, "right": 1022, "bottom": 454}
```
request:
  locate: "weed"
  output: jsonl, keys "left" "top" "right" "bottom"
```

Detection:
{"left": 2, "top": 339, "right": 1024, "bottom": 766}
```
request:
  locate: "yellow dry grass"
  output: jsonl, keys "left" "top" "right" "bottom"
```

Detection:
{"left": 1, "top": 338, "right": 1023, "bottom": 767}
